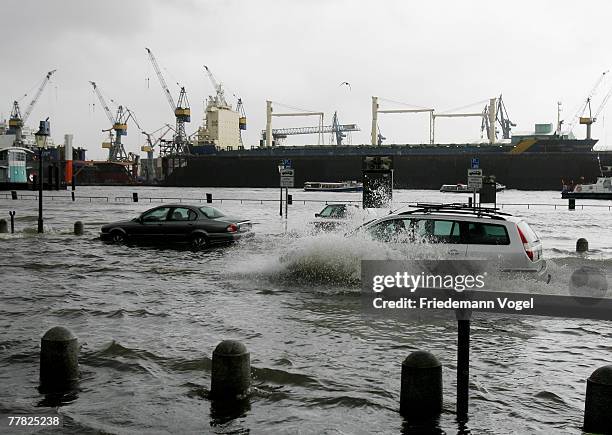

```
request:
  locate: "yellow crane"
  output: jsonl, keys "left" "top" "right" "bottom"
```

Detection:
{"left": 8, "top": 69, "right": 56, "bottom": 146}
{"left": 89, "top": 81, "right": 133, "bottom": 162}
{"left": 145, "top": 48, "right": 191, "bottom": 156}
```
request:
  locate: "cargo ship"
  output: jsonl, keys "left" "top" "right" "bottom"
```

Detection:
{"left": 152, "top": 95, "right": 610, "bottom": 191}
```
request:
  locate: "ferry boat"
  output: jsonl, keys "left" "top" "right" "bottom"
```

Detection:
{"left": 304, "top": 180, "right": 363, "bottom": 192}
{"left": 440, "top": 182, "right": 505, "bottom": 193}
{"left": 562, "top": 177, "right": 612, "bottom": 199}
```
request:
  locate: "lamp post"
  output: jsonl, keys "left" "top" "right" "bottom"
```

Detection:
{"left": 35, "top": 118, "right": 50, "bottom": 234}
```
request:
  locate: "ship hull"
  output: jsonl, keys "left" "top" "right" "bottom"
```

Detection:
{"left": 561, "top": 192, "right": 612, "bottom": 200}
{"left": 165, "top": 148, "right": 611, "bottom": 191}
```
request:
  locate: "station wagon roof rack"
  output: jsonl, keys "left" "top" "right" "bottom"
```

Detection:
{"left": 393, "top": 202, "right": 512, "bottom": 219}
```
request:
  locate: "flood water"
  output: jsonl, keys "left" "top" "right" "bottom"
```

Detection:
{"left": 1, "top": 187, "right": 611, "bottom": 434}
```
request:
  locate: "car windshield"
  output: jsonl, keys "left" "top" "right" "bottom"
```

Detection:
{"left": 319, "top": 205, "right": 346, "bottom": 218}
{"left": 199, "top": 206, "right": 225, "bottom": 219}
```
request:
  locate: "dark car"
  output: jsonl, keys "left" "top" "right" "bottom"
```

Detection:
{"left": 311, "top": 203, "right": 373, "bottom": 232}
{"left": 100, "top": 204, "right": 253, "bottom": 249}
{"left": 314, "top": 203, "right": 357, "bottom": 218}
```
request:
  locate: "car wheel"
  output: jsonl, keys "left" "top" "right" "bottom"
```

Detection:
{"left": 110, "top": 230, "right": 126, "bottom": 244}
{"left": 191, "top": 234, "right": 209, "bottom": 250}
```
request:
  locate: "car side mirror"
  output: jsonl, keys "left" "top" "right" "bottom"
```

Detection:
{"left": 315, "top": 213, "right": 321, "bottom": 217}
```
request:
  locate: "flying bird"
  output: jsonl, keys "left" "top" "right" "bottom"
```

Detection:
{"left": 339, "top": 81, "right": 351, "bottom": 90}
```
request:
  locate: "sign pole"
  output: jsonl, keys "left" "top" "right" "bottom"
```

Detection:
{"left": 279, "top": 187, "right": 283, "bottom": 217}
{"left": 285, "top": 187, "right": 288, "bottom": 219}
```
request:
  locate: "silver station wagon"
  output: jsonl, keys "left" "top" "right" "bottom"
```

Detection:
{"left": 354, "top": 203, "right": 549, "bottom": 280}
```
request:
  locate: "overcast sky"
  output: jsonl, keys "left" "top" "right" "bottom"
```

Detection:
{"left": 2, "top": 0, "right": 612, "bottom": 159}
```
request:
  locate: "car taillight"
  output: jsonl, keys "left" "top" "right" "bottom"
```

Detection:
{"left": 517, "top": 226, "right": 534, "bottom": 261}
{"left": 226, "top": 224, "right": 238, "bottom": 233}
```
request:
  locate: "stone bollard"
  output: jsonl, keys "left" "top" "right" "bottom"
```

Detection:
{"left": 584, "top": 365, "right": 612, "bottom": 433}
{"left": 132, "top": 192, "right": 139, "bottom": 203}
{"left": 211, "top": 340, "right": 251, "bottom": 400}
{"left": 0, "top": 219, "right": 7, "bottom": 234}
{"left": 74, "top": 221, "right": 83, "bottom": 236}
{"left": 39, "top": 326, "right": 79, "bottom": 393}
{"left": 400, "top": 351, "right": 443, "bottom": 419}
{"left": 576, "top": 238, "right": 589, "bottom": 253}
{"left": 568, "top": 198, "right": 576, "bottom": 210}
{"left": 206, "top": 193, "right": 213, "bottom": 204}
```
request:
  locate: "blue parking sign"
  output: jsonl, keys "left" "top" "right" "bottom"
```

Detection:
{"left": 471, "top": 158, "right": 480, "bottom": 169}
{"left": 282, "top": 159, "right": 293, "bottom": 169}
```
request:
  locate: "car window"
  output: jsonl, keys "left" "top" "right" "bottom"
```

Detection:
{"left": 413, "top": 219, "right": 461, "bottom": 244}
{"left": 466, "top": 222, "right": 510, "bottom": 245}
{"left": 199, "top": 206, "right": 225, "bottom": 219}
{"left": 169, "top": 207, "right": 197, "bottom": 221}
{"left": 318, "top": 205, "right": 334, "bottom": 217}
{"left": 329, "top": 206, "right": 347, "bottom": 218}
{"left": 141, "top": 207, "right": 171, "bottom": 222}
{"left": 367, "top": 218, "right": 412, "bottom": 242}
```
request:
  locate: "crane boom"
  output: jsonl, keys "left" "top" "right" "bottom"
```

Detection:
{"left": 594, "top": 86, "right": 612, "bottom": 119}
{"left": 146, "top": 47, "right": 176, "bottom": 112}
{"left": 89, "top": 81, "right": 115, "bottom": 125}
{"left": 22, "top": 69, "right": 56, "bottom": 123}
{"left": 203, "top": 65, "right": 227, "bottom": 106}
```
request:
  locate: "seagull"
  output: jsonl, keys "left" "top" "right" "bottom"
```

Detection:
{"left": 339, "top": 81, "right": 351, "bottom": 90}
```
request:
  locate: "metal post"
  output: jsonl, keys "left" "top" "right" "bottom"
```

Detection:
{"left": 285, "top": 187, "right": 288, "bottom": 219}
{"left": 279, "top": 187, "right": 283, "bottom": 217}
{"left": 457, "top": 319, "right": 470, "bottom": 420}
{"left": 38, "top": 148, "right": 44, "bottom": 233}
{"left": 9, "top": 211, "right": 15, "bottom": 234}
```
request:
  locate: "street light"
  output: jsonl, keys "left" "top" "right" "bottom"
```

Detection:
{"left": 34, "top": 118, "right": 50, "bottom": 234}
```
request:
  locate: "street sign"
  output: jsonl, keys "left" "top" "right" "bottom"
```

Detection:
{"left": 471, "top": 158, "right": 480, "bottom": 169}
{"left": 280, "top": 168, "right": 294, "bottom": 187}
{"left": 281, "top": 159, "right": 293, "bottom": 169}
{"left": 467, "top": 169, "right": 482, "bottom": 190}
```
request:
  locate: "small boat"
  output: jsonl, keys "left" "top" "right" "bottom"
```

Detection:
{"left": 562, "top": 177, "right": 612, "bottom": 199}
{"left": 440, "top": 182, "right": 505, "bottom": 193}
{"left": 304, "top": 180, "right": 363, "bottom": 192}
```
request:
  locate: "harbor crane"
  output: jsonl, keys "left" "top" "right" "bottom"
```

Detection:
{"left": 265, "top": 101, "right": 324, "bottom": 146}
{"left": 570, "top": 71, "right": 612, "bottom": 139}
{"left": 371, "top": 97, "right": 434, "bottom": 145}
{"left": 89, "top": 81, "right": 134, "bottom": 162}
{"left": 433, "top": 98, "right": 500, "bottom": 144}
{"left": 203, "top": 65, "right": 248, "bottom": 145}
{"left": 139, "top": 124, "right": 174, "bottom": 183}
{"left": 8, "top": 69, "right": 56, "bottom": 146}
{"left": 481, "top": 95, "right": 515, "bottom": 141}
{"left": 261, "top": 118, "right": 360, "bottom": 145}
{"left": 145, "top": 47, "right": 191, "bottom": 156}
{"left": 203, "top": 65, "right": 229, "bottom": 107}
{"left": 565, "top": 71, "right": 608, "bottom": 137}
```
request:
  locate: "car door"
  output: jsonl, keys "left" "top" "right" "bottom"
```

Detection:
{"left": 464, "top": 221, "right": 512, "bottom": 267}
{"left": 411, "top": 218, "right": 468, "bottom": 257}
{"left": 165, "top": 207, "right": 199, "bottom": 240}
{"left": 366, "top": 217, "right": 413, "bottom": 243}
{"left": 136, "top": 207, "right": 172, "bottom": 240}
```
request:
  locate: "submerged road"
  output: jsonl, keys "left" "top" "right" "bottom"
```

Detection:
{"left": 0, "top": 187, "right": 611, "bottom": 433}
